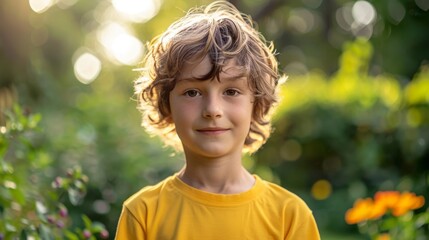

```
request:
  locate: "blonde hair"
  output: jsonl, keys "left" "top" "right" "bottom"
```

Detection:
{"left": 135, "top": 1, "right": 281, "bottom": 153}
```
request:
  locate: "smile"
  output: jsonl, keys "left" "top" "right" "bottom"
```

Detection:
{"left": 196, "top": 128, "right": 229, "bottom": 135}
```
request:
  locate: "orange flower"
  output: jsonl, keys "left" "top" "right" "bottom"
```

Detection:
{"left": 392, "top": 192, "right": 425, "bottom": 217}
{"left": 370, "top": 191, "right": 401, "bottom": 219}
{"left": 345, "top": 191, "right": 426, "bottom": 225}
{"left": 374, "top": 191, "right": 400, "bottom": 209}
{"left": 370, "top": 198, "right": 388, "bottom": 220}
{"left": 345, "top": 198, "right": 375, "bottom": 224}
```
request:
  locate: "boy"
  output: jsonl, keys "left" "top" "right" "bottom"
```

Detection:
{"left": 115, "top": 1, "right": 320, "bottom": 239}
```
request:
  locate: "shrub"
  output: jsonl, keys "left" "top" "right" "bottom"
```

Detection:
{"left": 0, "top": 106, "right": 108, "bottom": 240}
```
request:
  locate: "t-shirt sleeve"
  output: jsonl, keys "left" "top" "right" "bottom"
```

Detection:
{"left": 284, "top": 211, "right": 320, "bottom": 240}
{"left": 115, "top": 206, "right": 146, "bottom": 240}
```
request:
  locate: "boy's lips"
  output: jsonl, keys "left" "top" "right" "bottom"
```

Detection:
{"left": 196, "top": 127, "right": 229, "bottom": 134}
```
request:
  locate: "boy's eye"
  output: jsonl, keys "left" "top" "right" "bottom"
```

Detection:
{"left": 184, "top": 90, "right": 200, "bottom": 97}
{"left": 224, "top": 89, "right": 240, "bottom": 96}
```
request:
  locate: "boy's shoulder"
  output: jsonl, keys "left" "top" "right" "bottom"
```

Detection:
{"left": 258, "top": 177, "right": 313, "bottom": 213}
{"left": 123, "top": 175, "right": 175, "bottom": 209}
{"left": 261, "top": 178, "right": 303, "bottom": 199}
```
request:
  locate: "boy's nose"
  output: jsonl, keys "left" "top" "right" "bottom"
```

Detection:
{"left": 202, "top": 95, "right": 222, "bottom": 119}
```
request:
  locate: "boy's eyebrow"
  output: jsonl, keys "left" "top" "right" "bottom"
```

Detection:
{"left": 222, "top": 73, "right": 248, "bottom": 81}
{"left": 178, "top": 73, "right": 248, "bottom": 82}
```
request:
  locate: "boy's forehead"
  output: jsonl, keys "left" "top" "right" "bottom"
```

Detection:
{"left": 178, "top": 56, "right": 246, "bottom": 81}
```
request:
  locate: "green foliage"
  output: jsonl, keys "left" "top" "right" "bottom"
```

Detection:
{"left": 0, "top": 106, "right": 108, "bottom": 240}
{"left": 255, "top": 39, "right": 429, "bottom": 235}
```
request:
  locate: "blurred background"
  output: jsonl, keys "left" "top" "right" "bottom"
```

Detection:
{"left": 1, "top": 0, "right": 428, "bottom": 239}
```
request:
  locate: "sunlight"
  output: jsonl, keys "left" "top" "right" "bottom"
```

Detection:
{"left": 109, "top": 34, "right": 144, "bottom": 65}
{"left": 74, "top": 52, "right": 102, "bottom": 84}
{"left": 352, "top": 1, "right": 376, "bottom": 26}
{"left": 29, "top": 0, "right": 54, "bottom": 13}
{"left": 335, "top": 1, "right": 378, "bottom": 39}
{"left": 98, "top": 22, "right": 144, "bottom": 65}
{"left": 111, "top": 0, "right": 161, "bottom": 23}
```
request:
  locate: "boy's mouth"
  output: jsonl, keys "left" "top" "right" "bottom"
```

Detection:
{"left": 196, "top": 127, "right": 229, "bottom": 134}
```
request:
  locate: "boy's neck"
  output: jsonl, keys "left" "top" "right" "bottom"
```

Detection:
{"left": 178, "top": 154, "right": 255, "bottom": 194}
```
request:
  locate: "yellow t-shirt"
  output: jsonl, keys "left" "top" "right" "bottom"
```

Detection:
{"left": 115, "top": 174, "right": 320, "bottom": 240}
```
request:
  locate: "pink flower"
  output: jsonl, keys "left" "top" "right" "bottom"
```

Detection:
{"left": 83, "top": 229, "right": 91, "bottom": 239}
{"left": 100, "top": 229, "right": 109, "bottom": 239}
{"left": 59, "top": 207, "right": 68, "bottom": 218}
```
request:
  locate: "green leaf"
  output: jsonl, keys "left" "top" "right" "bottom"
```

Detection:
{"left": 415, "top": 211, "right": 429, "bottom": 228}
{"left": 19, "top": 229, "right": 27, "bottom": 240}
{"left": 0, "top": 161, "right": 14, "bottom": 174}
{"left": 82, "top": 215, "right": 92, "bottom": 229}
{"left": 10, "top": 188, "right": 26, "bottom": 205}
{"left": 67, "top": 187, "right": 85, "bottom": 205}
{"left": 379, "top": 217, "right": 397, "bottom": 231}
{"left": 28, "top": 114, "right": 41, "bottom": 129}
{"left": 64, "top": 230, "right": 79, "bottom": 240}
{"left": 90, "top": 222, "right": 106, "bottom": 233}
{"left": 39, "top": 224, "right": 53, "bottom": 240}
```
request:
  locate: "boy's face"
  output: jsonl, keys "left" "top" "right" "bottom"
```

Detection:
{"left": 169, "top": 56, "right": 254, "bottom": 159}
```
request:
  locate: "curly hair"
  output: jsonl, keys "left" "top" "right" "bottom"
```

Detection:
{"left": 134, "top": 0, "right": 282, "bottom": 153}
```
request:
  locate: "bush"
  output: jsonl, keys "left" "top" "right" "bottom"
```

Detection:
{"left": 0, "top": 106, "right": 109, "bottom": 240}
{"left": 254, "top": 38, "right": 429, "bottom": 234}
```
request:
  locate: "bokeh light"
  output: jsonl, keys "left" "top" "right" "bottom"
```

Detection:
{"left": 29, "top": 0, "right": 54, "bottom": 13}
{"left": 4, "top": 180, "right": 17, "bottom": 189}
{"left": 352, "top": 1, "right": 376, "bottom": 26}
{"left": 387, "top": 0, "right": 406, "bottom": 24}
{"left": 56, "top": 0, "right": 78, "bottom": 9}
{"left": 73, "top": 52, "right": 102, "bottom": 84}
{"left": 111, "top": 0, "right": 161, "bottom": 23}
{"left": 336, "top": 1, "right": 377, "bottom": 39}
{"left": 415, "top": 0, "right": 429, "bottom": 11}
{"left": 287, "top": 8, "right": 315, "bottom": 34}
{"left": 406, "top": 108, "right": 422, "bottom": 127}
{"left": 97, "top": 22, "right": 144, "bottom": 65}
{"left": 93, "top": 199, "right": 111, "bottom": 214}
{"left": 280, "top": 139, "right": 303, "bottom": 161}
{"left": 311, "top": 179, "right": 332, "bottom": 200}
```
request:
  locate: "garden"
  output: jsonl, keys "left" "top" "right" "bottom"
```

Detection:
{"left": 1, "top": 0, "right": 428, "bottom": 239}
